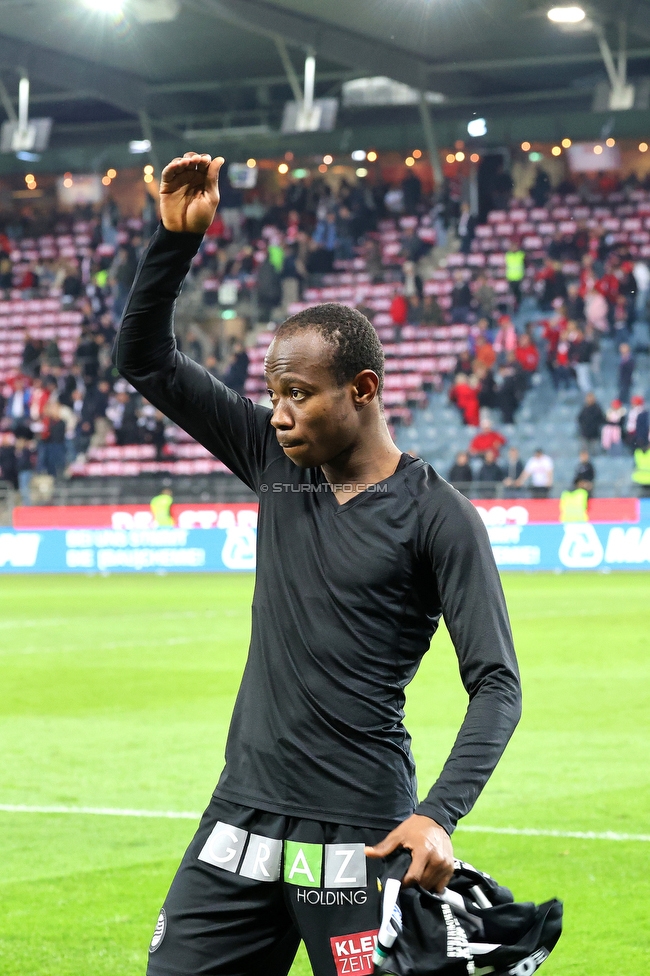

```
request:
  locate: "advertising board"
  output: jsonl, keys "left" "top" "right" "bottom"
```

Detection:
{"left": 11, "top": 497, "right": 641, "bottom": 531}
{"left": 2, "top": 500, "right": 649, "bottom": 574}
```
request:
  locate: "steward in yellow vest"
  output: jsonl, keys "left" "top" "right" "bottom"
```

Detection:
{"left": 505, "top": 249, "right": 525, "bottom": 283}
{"left": 505, "top": 244, "right": 526, "bottom": 308}
{"left": 150, "top": 488, "right": 175, "bottom": 527}
{"left": 559, "top": 488, "right": 589, "bottom": 522}
{"left": 632, "top": 447, "right": 650, "bottom": 487}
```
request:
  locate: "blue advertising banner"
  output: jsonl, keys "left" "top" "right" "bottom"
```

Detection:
{"left": 489, "top": 522, "right": 650, "bottom": 570}
{"left": 0, "top": 527, "right": 257, "bottom": 574}
{"left": 0, "top": 522, "right": 649, "bottom": 573}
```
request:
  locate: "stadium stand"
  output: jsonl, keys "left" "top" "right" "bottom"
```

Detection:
{"left": 1, "top": 174, "right": 649, "bottom": 504}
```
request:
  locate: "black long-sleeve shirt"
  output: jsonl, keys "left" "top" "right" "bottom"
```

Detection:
{"left": 114, "top": 226, "right": 522, "bottom": 834}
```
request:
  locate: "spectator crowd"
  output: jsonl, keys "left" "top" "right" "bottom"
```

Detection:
{"left": 0, "top": 158, "right": 649, "bottom": 502}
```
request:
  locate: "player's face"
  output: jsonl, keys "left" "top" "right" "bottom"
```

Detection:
{"left": 264, "top": 330, "right": 362, "bottom": 468}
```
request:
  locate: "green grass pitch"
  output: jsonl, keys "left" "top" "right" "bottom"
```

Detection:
{"left": 0, "top": 572, "right": 648, "bottom": 975}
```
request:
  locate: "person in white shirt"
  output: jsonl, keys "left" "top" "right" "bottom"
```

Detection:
{"left": 516, "top": 448, "right": 554, "bottom": 499}
{"left": 633, "top": 260, "right": 650, "bottom": 320}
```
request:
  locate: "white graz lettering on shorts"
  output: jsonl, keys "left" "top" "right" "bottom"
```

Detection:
{"left": 324, "top": 844, "right": 367, "bottom": 888}
{"left": 196, "top": 823, "right": 369, "bottom": 889}
{"left": 240, "top": 833, "right": 283, "bottom": 882}
{"left": 198, "top": 821, "right": 247, "bottom": 873}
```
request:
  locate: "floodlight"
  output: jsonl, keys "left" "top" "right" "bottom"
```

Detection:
{"left": 129, "top": 139, "right": 151, "bottom": 154}
{"left": 467, "top": 118, "right": 487, "bottom": 138}
{"left": 2, "top": 119, "right": 52, "bottom": 154}
{"left": 547, "top": 6, "right": 585, "bottom": 23}
{"left": 351, "top": 150, "right": 366, "bottom": 162}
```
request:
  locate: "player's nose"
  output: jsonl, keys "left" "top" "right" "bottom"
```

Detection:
{"left": 270, "top": 400, "right": 294, "bottom": 430}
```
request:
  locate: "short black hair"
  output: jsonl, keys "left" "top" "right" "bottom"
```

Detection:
{"left": 276, "top": 303, "right": 384, "bottom": 397}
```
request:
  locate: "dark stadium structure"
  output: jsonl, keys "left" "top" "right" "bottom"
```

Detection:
{"left": 1, "top": 0, "right": 650, "bottom": 170}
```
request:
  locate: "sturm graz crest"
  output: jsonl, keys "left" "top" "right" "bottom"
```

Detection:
{"left": 149, "top": 908, "right": 166, "bottom": 953}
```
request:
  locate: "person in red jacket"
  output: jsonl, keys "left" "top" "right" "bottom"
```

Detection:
{"left": 515, "top": 333, "right": 539, "bottom": 375}
{"left": 469, "top": 417, "right": 507, "bottom": 457}
{"left": 578, "top": 255, "right": 596, "bottom": 299}
{"left": 389, "top": 292, "right": 408, "bottom": 327}
{"left": 595, "top": 268, "right": 619, "bottom": 332}
{"left": 449, "top": 373, "right": 480, "bottom": 427}
{"left": 553, "top": 329, "right": 574, "bottom": 389}
{"left": 542, "top": 309, "right": 567, "bottom": 385}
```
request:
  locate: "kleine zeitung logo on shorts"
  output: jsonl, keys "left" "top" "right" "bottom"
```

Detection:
{"left": 330, "top": 929, "right": 378, "bottom": 976}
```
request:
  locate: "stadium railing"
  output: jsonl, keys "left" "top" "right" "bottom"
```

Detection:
{"left": 1, "top": 474, "right": 642, "bottom": 513}
{"left": 436, "top": 478, "right": 640, "bottom": 500}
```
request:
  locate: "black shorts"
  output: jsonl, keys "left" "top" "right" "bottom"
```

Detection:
{"left": 146, "top": 795, "right": 395, "bottom": 976}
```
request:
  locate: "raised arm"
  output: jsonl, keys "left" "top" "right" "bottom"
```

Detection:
{"left": 113, "top": 152, "right": 282, "bottom": 491}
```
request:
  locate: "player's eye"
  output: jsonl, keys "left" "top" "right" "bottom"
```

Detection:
{"left": 267, "top": 389, "right": 277, "bottom": 400}
{"left": 290, "top": 389, "right": 305, "bottom": 401}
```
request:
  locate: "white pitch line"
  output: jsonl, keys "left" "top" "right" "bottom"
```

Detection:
{"left": 0, "top": 804, "right": 200, "bottom": 819}
{"left": 456, "top": 825, "right": 650, "bottom": 842}
{"left": 0, "top": 805, "right": 648, "bottom": 841}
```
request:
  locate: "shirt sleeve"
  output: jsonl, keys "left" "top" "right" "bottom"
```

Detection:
{"left": 415, "top": 486, "right": 522, "bottom": 835}
{"left": 112, "top": 224, "right": 282, "bottom": 492}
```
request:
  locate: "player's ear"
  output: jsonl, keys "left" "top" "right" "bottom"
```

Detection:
{"left": 352, "top": 369, "right": 380, "bottom": 406}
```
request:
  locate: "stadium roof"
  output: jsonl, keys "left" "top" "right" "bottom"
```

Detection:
{"left": 1, "top": 0, "right": 650, "bottom": 173}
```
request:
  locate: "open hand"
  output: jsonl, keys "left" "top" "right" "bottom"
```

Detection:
{"left": 365, "top": 814, "right": 454, "bottom": 892}
{"left": 160, "top": 152, "right": 224, "bottom": 235}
